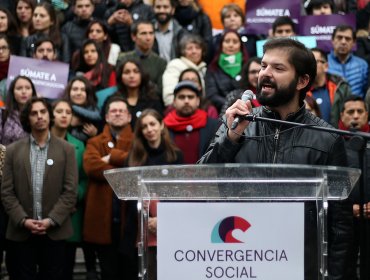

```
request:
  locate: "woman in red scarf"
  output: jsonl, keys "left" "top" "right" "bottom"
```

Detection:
{"left": 73, "top": 39, "right": 116, "bottom": 91}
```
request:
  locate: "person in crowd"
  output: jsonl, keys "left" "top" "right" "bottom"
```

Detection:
{"left": 1, "top": 97, "right": 77, "bottom": 280}
{"left": 125, "top": 109, "right": 183, "bottom": 280}
{"left": 205, "top": 30, "right": 249, "bottom": 113}
{"left": 307, "top": 47, "right": 352, "bottom": 127}
{"left": 0, "top": 34, "right": 11, "bottom": 104}
{"left": 0, "top": 75, "right": 37, "bottom": 145}
{"left": 105, "top": 0, "right": 155, "bottom": 52}
{"left": 174, "top": 0, "right": 212, "bottom": 60}
{"left": 219, "top": 56, "right": 262, "bottom": 116}
{"left": 164, "top": 80, "right": 219, "bottom": 163}
{"left": 305, "top": 0, "right": 335, "bottom": 15}
{"left": 213, "top": 4, "right": 260, "bottom": 59}
{"left": 0, "top": 7, "right": 22, "bottom": 55}
{"left": 152, "top": 0, "right": 187, "bottom": 62}
{"left": 197, "top": 0, "right": 245, "bottom": 31}
{"left": 271, "top": 16, "right": 296, "bottom": 38}
{"left": 63, "top": 76, "right": 101, "bottom": 143}
{"left": 114, "top": 59, "right": 163, "bottom": 128}
{"left": 73, "top": 39, "right": 116, "bottom": 90}
{"left": 328, "top": 25, "right": 368, "bottom": 98}
{"left": 86, "top": 19, "right": 121, "bottom": 66}
{"left": 117, "top": 20, "right": 167, "bottom": 94}
{"left": 198, "top": 37, "right": 353, "bottom": 279}
{"left": 14, "top": 0, "right": 35, "bottom": 37}
{"left": 162, "top": 33, "right": 207, "bottom": 107}
{"left": 20, "top": 2, "right": 71, "bottom": 62}
{"left": 50, "top": 99, "right": 87, "bottom": 280}
{"left": 338, "top": 95, "right": 370, "bottom": 280}
{"left": 32, "top": 37, "right": 57, "bottom": 61}
{"left": 83, "top": 95, "right": 134, "bottom": 280}
{"left": 304, "top": 95, "right": 322, "bottom": 117}
{"left": 178, "top": 68, "right": 218, "bottom": 118}
{"left": 62, "top": 0, "right": 95, "bottom": 54}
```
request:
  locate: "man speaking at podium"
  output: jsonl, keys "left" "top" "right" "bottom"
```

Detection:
{"left": 199, "top": 38, "right": 353, "bottom": 279}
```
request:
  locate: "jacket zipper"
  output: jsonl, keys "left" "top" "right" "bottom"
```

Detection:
{"left": 272, "top": 127, "right": 280, "bottom": 163}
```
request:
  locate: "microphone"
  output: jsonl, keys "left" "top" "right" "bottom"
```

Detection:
{"left": 231, "top": 90, "right": 254, "bottom": 130}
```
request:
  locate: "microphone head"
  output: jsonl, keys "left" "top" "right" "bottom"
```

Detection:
{"left": 241, "top": 90, "right": 254, "bottom": 102}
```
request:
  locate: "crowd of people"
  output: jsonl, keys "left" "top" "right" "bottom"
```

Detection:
{"left": 0, "top": 0, "right": 369, "bottom": 279}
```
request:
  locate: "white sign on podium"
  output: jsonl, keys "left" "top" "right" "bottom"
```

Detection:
{"left": 158, "top": 202, "right": 304, "bottom": 280}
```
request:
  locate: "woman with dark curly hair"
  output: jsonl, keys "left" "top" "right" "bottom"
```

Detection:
{"left": 114, "top": 59, "right": 163, "bottom": 128}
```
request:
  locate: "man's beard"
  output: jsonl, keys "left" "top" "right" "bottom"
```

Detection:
{"left": 155, "top": 13, "right": 172, "bottom": 24}
{"left": 256, "top": 76, "right": 298, "bottom": 107}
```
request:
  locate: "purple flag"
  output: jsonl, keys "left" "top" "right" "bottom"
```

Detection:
{"left": 7, "top": 55, "right": 69, "bottom": 99}
{"left": 244, "top": 0, "right": 301, "bottom": 35}
{"left": 299, "top": 14, "right": 356, "bottom": 52}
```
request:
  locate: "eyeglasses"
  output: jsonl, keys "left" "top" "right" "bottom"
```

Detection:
{"left": 0, "top": 46, "right": 9, "bottom": 52}
{"left": 108, "top": 109, "right": 128, "bottom": 114}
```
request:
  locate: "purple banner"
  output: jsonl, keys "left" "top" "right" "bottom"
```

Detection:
{"left": 7, "top": 55, "right": 69, "bottom": 99}
{"left": 299, "top": 14, "right": 356, "bottom": 52}
{"left": 244, "top": 0, "right": 301, "bottom": 35}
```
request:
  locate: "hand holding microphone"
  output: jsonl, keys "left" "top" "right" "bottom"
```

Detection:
{"left": 230, "top": 90, "right": 254, "bottom": 130}
{"left": 226, "top": 90, "right": 254, "bottom": 142}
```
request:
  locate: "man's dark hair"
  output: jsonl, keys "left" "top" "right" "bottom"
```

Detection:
{"left": 130, "top": 20, "right": 154, "bottom": 36}
{"left": 153, "top": 0, "right": 176, "bottom": 8}
{"left": 20, "top": 97, "right": 53, "bottom": 133}
{"left": 263, "top": 38, "right": 317, "bottom": 102}
{"left": 332, "top": 24, "right": 356, "bottom": 40}
{"left": 33, "top": 37, "right": 56, "bottom": 55}
{"left": 272, "top": 16, "right": 296, "bottom": 34}
{"left": 341, "top": 95, "right": 368, "bottom": 112}
{"left": 311, "top": 47, "right": 328, "bottom": 61}
{"left": 101, "top": 95, "right": 130, "bottom": 119}
{"left": 305, "top": 0, "right": 335, "bottom": 15}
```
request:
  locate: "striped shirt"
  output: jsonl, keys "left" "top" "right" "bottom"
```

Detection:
{"left": 30, "top": 133, "right": 50, "bottom": 220}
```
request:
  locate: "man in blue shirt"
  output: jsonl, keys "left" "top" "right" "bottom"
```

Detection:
{"left": 328, "top": 25, "right": 368, "bottom": 98}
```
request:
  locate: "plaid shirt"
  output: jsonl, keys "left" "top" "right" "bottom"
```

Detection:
{"left": 30, "top": 133, "right": 50, "bottom": 220}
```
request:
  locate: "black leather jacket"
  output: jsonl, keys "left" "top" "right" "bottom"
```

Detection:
{"left": 199, "top": 104, "right": 353, "bottom": 280}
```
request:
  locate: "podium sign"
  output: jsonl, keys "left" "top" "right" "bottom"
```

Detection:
{"left": 158, "top": 202, "right": 304, "bottom": 280}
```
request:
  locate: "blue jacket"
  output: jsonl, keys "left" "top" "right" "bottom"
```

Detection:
{"left": 328, "top": 51, "right": 368, "bottom": 98}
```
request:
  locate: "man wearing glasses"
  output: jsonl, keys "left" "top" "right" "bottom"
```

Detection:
{"left": 307, "top": 47, "right": 353, "bottom": 127}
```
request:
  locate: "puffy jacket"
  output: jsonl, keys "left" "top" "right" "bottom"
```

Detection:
{"left": 61, "top": 18, "right": 93, "bottom": 54}
{"left": 199, "top": 104, "right": 353, "bottom": 280}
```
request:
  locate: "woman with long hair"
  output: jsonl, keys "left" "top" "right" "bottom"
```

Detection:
{"left": 86, "top": 19, "right": 121, "bottom": 66}
{"left": 0, "top": 7, "right": 22, "bottom": 55}
{"left": 50, "top": 99, "right": 87, "bottom": 280}
{"left": 63, "top": 76, "right": 102, "bottom": 143}
{"left": 0, "top": 75, "right": 37, "bottom": 145}
{"left": 20, "top": 1, "right": 70, "bottom": 62}
{"left": 126, "top": 109, "right": 183, "bottom": 280}
{"left": 115, "top": 59, "right": 163, "bottom": 128}
{"left": 14, "top": 0, "right": 35, "bottom": 37}
{"left": 205, "top": 30, "right": 249, "bottom": 113}
{"left": 74, "top": 39, "right": 116, "bottom": 91}
{"left": 0, "top": 34, "right": 12, "bottom": 104}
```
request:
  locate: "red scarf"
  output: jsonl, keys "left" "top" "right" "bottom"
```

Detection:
{"left": 0, "top": 59, "right": 9, "bottom": 81}
{"left": 164, "top": 109, "right": 208, "bottom": 132}
{"left": 338, "top": 119, "right": 370, "bottom": 133}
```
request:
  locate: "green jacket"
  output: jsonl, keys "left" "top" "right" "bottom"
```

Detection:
{"left": 67, "top": 133, "right": 87, "bottom": 242}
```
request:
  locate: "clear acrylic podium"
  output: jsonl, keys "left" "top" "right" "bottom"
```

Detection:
{"left": 104, "top": 164, "right": 360, "bottom": 280}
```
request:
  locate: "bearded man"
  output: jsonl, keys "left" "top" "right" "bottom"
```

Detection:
{"left": 199, "top": 38, "right": 353, "bottom": 280}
